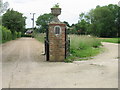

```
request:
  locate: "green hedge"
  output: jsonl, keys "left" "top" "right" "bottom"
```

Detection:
{"left": 0, "top": 26, "right": 12, "bottom": 43}
{"left": 0, "top": 26, "right": 22, "bottom": 43}
{"left": 12, "top": 31, "right": 17, "bottom": 40}
{"left": 17, "top": 32, "right": 22, "bottom": 38}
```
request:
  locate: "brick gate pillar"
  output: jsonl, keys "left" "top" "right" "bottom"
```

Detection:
{"left": 47, "top": 5, "right": 67, "bottom": 62}
{"left": 49, "top": 23, "right": 66, "bottom": 61}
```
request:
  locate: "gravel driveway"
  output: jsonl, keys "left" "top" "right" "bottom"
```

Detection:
{"left": 0, "top": 38, "right": 118, "bottom": 88}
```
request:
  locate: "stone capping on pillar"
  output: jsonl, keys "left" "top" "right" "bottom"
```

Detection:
{"left": 51, "top": 6, "right": 61, "bottom": 22}
{"left": 51, "top": 8, "right": 61, "bottom": 16}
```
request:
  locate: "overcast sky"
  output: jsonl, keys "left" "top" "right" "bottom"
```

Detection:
{"left": 3, "top": 0, "right": 119, "bottom": 28}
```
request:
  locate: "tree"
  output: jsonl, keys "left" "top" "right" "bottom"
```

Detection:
{"left": 0, "top": 1, "right": 9, "bottom": 15}
{"left": 0, "top": 1, "right": 9, "bottom": 25}
{"left": 117, "top": 5, "right": 120, "bottom": 37}
{"left": 2, "top": 9, "right": 26, "bottom": 33}
{"left": 63, "top": 21, "right": 70, "bottom": 27}
{"left": 70, "top": 13, "right": 90, "bottom": 35}
{"left": 76, "top": 20, "right": 89, "bottom": 35}
{"left": 36, "top": 13, "right": 54, "bottom": 33}
{"left": 82, "top": 4, "right": 119, "bottom": 37}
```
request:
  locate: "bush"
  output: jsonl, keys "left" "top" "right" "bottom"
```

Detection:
{"left": 17, "top": 32, "right": 22, "bottom": 38}
{"left": 12, "top": 31, "right": 22, "bottom": 40}
{"left": 0, "top": 25, "right": 22, "bottom": 43}
{"left": 12, "top": 31, "right": 17, "bottom": 40}
{"left": 0, "top": 26, "right": 12, "bottom": 43}
{"left": 0, "top": 27, "right": 2, "bottom": 43}
{"left": 6, "top": 29, "right": 12, "bottom": 41}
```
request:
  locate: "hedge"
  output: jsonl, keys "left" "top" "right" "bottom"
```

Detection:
{"left": 17, "top": 32, "right": 22, "bottom": 38}
{"left": 0, "top": 26, "right": 22, "bottom": 43}
{"left": 0, "top": 26, "right": 12, "bottom": 43}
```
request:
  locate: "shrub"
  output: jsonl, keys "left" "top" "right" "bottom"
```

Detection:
{"left": 52, "top": 3, "right": 60, "bottom": 8}
{"left": 12, "top": 31, "right": 22, "bottom": 39}
{"left": 0, "top": 26, "right": 12, "bottom": 43}
{"left": 6, "top": 29, "right": 12, "bottom": 41}
{"left": 0, "top": 25, "right": 22, "bottom": 43}
{"left": 17, "top": 32, "right": 22, "bottom": 38}
{"left": 0, "top": 26, "right": 2, "bottom": 43}
{"left": 12, "top": 31, "right": 17, "bottom": 40}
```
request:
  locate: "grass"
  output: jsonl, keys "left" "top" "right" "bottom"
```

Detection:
{"left": 65, "top": 35, "right": 102, "bottom": 62}
{"left": 100, "top": 38, "right": 120, "bottom": 43}
{"left": 0, "top": 40, "right": 7, "bottom": 44}
{"left": 34, "top": 33, "right": 45, "bottom": 43}
{"left": 0, "top": 41, "right": 2, "bottom": 44}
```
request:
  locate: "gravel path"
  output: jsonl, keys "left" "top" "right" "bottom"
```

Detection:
{"left": 0, "top": 38, "right": 118, "bottom": 88}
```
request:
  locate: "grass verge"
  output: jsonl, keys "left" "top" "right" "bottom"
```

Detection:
{"left": 100, "top": 38, "right": 120, "bottom": 43}
{"left": 34, "top": 33, "right": 45, "bottom": 43}
{"left": 65, "top": 35, "right": 102, "bottom": 63}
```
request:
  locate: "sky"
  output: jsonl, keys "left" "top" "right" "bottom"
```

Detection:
{"left": 3, "top": 0, "right": 119, "bottom": 28}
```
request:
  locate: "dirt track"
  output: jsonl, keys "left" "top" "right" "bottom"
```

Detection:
{"left": 1, "top": 38, "right": 118, "bottom": 88}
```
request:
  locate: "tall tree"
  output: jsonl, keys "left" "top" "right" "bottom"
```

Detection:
{"left": 36, "top": 13, "right": 54, "bottom": 33}
{"left": 63, "top": 21, "right": 70, "bottom": 27}
{"left": 75, "top": 20, "right": 89, "bottom": 35}
{"left": 2, "top": 9, "right": 26, "bottom": 33}
{"left": 0, "top": 0, "right": 9, "bottom": 15}
{"left": 71, "top": 13, "right": 90, "bottom": 35}
{"left": 117, "top": 5, "right": 120, "bottom": 37}
{"left": 0, "top": 1, "right": 9, "bottom": 25}
{"left": 84, "top": 4, "right": 119, "bottom": 37}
